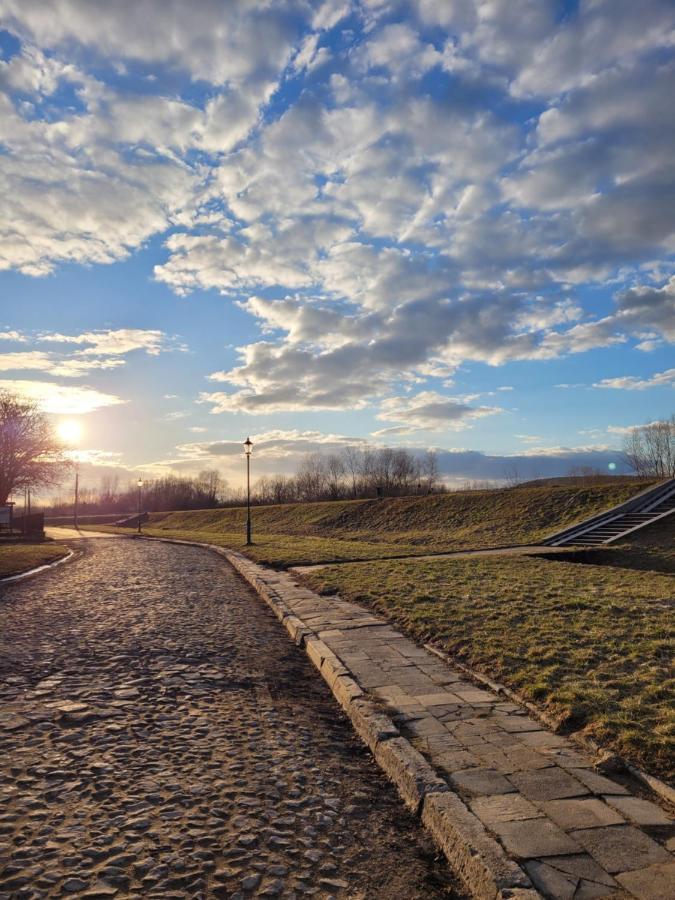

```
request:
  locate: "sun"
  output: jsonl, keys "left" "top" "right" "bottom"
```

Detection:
{"left": 57, "top": 419, "right": 83, "bottom": 444}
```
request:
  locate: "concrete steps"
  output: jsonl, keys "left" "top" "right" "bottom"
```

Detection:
{"left": 544, "top": 478, "right": 675, "bottom": 547}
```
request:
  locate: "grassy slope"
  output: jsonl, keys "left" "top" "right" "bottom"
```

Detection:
{"left": 0, "top": 543, "right": 70, "bottom": 579}
{"left": 304, "top": 554, "right": 675, "bottom": 779}
{"left": 80, "top": 479, "right": 655, "bottom": 568}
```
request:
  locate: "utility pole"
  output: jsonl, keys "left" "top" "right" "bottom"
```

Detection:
{"left": 74, "top": 467, "right": 79, "bottom": 529}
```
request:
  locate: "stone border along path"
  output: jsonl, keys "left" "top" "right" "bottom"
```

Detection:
{"left": 141, "top": 539, "right": 674, "bottom": 899}
{"left": 0, "top": 548, "right": 74, "bottom": 584}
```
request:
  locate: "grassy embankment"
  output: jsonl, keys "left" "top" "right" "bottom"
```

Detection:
{"left": 0, "top": 543, "right": 71, "bottom": 579}
{"left": 79, "top": 479, "right": 654, "bottom": 568}
{"left": 303, "top": 533, "right": 674, "bottom": 779}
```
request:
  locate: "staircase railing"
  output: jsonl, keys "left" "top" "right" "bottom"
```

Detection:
{"left": 543, "top": 477, "right": 675, "bottom": 546}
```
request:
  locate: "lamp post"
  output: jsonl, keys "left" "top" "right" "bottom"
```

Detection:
{"left": 137, "top": 478, "right": 143, "bottom": 534}
{"left": 74, "top": 465, "right": 79, "bottom": 530}
{"left": 244, "top": 437, "right": 253, "bottom": 545}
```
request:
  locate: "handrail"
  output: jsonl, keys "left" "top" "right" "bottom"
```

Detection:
{"left": 543, "top": 477, "right": 675, "bottom": 545}
{"left": 604, "top": 506, "right": 675, "bottom": 544}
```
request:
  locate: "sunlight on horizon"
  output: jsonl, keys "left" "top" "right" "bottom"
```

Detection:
{"left": 57, "top": 419, "right": 83, "bottom": 445}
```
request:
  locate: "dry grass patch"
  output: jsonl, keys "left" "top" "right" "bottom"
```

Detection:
{"left": 0, "top": 543, "right": 70, "bottom": 579}
{"left": 304, "top": 554, "right": 675, "bottom": 780}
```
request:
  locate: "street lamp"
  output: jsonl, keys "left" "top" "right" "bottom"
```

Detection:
{"left": 244, "top": 437, "right": 253, "bottom": 545}
{"left": 137, "top": 478, "right": 143, "bottom": 534}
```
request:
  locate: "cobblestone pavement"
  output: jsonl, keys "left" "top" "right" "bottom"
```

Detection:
{"left": 234, "top": 557, "right": 675, "bottom": 900}
{"left": 0, "top": 539, "right": 461, "bottom": 899}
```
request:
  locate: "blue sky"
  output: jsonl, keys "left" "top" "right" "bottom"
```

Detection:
{"left": 0, "top": 0, "right": 673, "bottom": 490}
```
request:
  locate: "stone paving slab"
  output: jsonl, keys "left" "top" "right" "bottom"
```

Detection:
{"left": 221, "top": 547, "right": 675, "bottom": 900}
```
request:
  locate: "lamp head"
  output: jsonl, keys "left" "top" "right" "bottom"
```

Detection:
{"left": 137, "top": 478, "right": 143, "bottom": 487}
{"left": 244, "top": 437, "right": 253, "bottom": 455}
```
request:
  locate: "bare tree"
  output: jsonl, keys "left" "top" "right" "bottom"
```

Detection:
{"left": 0, "top": 391, "right": 70, "bottom": 505}
{"left": 420, "top": 450, "right": 439, "bottom": 493}
{"left": 622, "top": 416, "right": 675, "bottom": 478}
{"left": 323, "top": 453, "right": 345, "bottom": 500}
{"left": 295, "top": 452, "right": 327, "bottom": 501}
{"left": 502, "top": 463, "right": 521, "bottom": 488}
{"left": 198, "top": 469, "right": 226, "bottom": 506}
{"left": 341, "top": 445, "right": 363, "bottom": 497}
{"left": 99, "top": 475, "right": 120, "bottom": 508}
{"left": 267, "top": 475, "right": 295, "bottom": 505}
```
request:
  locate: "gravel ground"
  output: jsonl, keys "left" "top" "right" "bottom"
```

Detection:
{"left": 0, "top": 538, "right": 461, "bottom": 899}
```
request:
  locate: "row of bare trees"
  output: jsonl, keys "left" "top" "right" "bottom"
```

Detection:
{"left": 622, "top": 416, "right": 675, "bottom": 478}
{"left": 44, "top": 448, "right": 441, "bottom": 515}
{"left": 47, "top": 471, "right": 228, "bottom": 516}
{"left": 255, "top": 447, "right": 441, "bottom": 504}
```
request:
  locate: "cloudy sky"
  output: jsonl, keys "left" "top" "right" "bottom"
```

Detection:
{"left": 0, "top": 0, "right": 674, "bottom": 489}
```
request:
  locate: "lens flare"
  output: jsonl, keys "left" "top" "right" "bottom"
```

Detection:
{"left": 57, "top": 419, "right": 83, "bottom": 444}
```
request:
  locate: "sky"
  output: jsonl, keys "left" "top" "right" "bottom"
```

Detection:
{"left": 0, "top": 0, "right": 674, "bottom": 492}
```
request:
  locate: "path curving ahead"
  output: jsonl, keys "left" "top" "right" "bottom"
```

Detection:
{"left": 0, "top": 538, "right": 460, "bottom": 899}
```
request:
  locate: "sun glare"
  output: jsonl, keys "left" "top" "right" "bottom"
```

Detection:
{"left": 57, "top": 419, "right": 83, "bottom": 445}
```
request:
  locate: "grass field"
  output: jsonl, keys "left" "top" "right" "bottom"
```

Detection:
{"left": 0, "top": 543, "right": 71, "bottom": 579}
{"left": 303, "top": 554, "right": 675, "bottom": 779}
{"left": 79, "top": 479, "right": 655, "bottom": 568}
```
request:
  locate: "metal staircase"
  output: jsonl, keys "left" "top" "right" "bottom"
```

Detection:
{"left": 544, "top": 477, "right": 675, "bottom": 547}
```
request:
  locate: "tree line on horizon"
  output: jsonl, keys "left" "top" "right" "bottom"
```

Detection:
{"left": 44, "top": 446, "right": 444, "bottom": 515}
{"left": 1, "top": 389, "right": 674, "bottom": 514}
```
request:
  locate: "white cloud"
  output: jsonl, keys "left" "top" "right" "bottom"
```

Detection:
{"left": 0, "top": 328, "right": 182, "bottom": 378}
{"left": 178, "top": 429, "right": 366, "bottom": 460}
{"left": 0, "top": 379, "right": 124, "bottom": 413}
{"left": 354, "top": 23, "right": 441, "bottom": 79}
{"left": 606, "top": 423, "right": 662, "bottom": 435}
{"left": 374, "top": 391, "right": 502, "bottom": 434}
{"left": 0, "top": 0, "right": 305, "bottom": 87}
{"left": 40, "top": 328, "right": 177, "bottom": 356}
{"left": 0, "top": 330, "right": 26, "bottom": 341}
{"left": 594, "top": 369, "right": 675, "bottom": 391}
{"left": 0, "top": 351, "right": 126, "bottom": 377}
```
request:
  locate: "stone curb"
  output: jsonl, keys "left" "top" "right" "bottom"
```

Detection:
{"left": 422, "top": 793, "right": 538, "bottom": 900}
{"left": 216, "top": 544, "right": 541, "bottom": 900}
{"left": 0, "top": 548, "right": 75, "bottom": 585}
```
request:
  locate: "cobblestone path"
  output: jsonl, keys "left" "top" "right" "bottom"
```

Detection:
{"left": 0, "top": 539, "right": 460, "bottom": 899}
